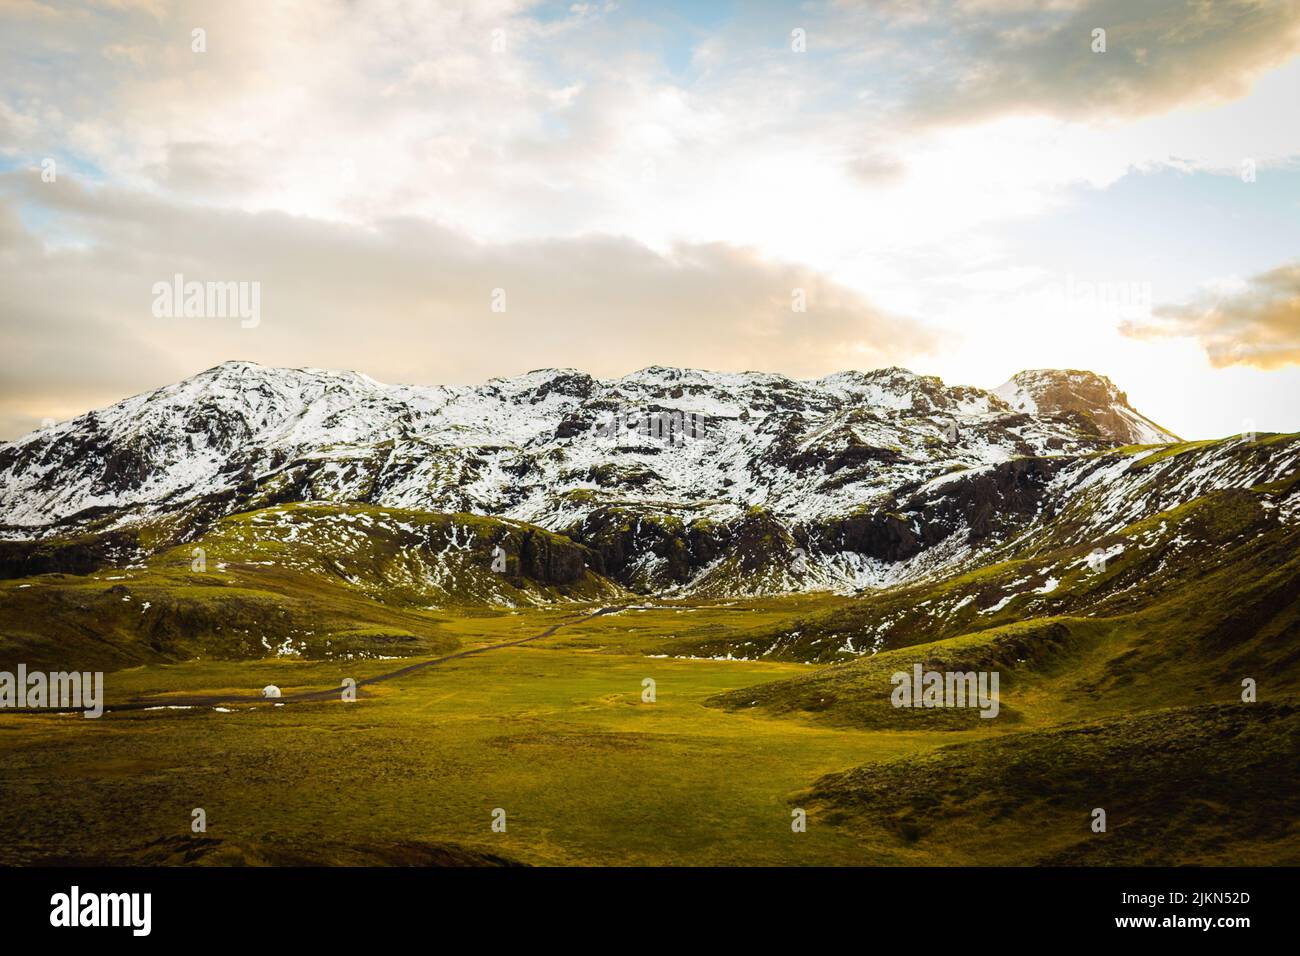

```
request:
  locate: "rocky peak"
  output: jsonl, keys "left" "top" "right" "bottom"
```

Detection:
{"left": 993, "top": 369, "right": 1179, "bottom": 445}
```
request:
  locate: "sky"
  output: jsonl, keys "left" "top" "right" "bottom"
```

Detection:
{"left": 1, "top": 0, "right": 1298, "bottom": 441}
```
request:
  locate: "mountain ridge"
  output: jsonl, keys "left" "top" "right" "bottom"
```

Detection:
{"left": 1, "top": 361, "right": 1286, "bottom": 601}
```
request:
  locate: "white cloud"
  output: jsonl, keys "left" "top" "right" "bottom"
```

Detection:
{"left": 2, "top": 0, "right": 1299, "bottom": 440}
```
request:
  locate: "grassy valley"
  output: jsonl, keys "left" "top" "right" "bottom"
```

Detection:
{"left": 0, "top": 427, "right": 1296, "bottom": 867}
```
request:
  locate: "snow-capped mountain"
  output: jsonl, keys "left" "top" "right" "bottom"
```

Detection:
{"left": 0, "top": 361, "right": 1292, "bottom": 597}
{"left": 0, "top": 361, "right": 1153, "bottom": 528}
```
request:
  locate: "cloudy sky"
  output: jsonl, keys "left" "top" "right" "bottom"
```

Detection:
{"left": 2, "top": 0, "right": 1299, "bottom": 440}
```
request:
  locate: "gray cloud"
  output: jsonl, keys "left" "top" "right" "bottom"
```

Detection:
{"left": 1124, "top": 260, "right": 1300, "bottom": 369}
{"left": 891, "top": 0, "right": 1300, "bottom": 125}
{"left": 0, "top": 172, "right": 936, "bottom": 439}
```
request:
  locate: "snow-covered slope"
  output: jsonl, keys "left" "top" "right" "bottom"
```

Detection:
{"left": 993, "top": 369, "right": 1178, "bottom": 445}
{"left": 0, "top": 361, "right": 1106, "bottom": 529}
{"left": 2, "top": 360, "right": 1292, "bottom": 597}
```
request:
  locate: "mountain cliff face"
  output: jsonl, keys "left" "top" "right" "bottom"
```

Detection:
{"left": 0, "top": 361, "right": 1292, "bottom": 598}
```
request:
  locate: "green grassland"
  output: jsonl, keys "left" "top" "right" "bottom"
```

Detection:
{"left": 0, "top": 619, "right": 956, "bottom": 866}
{"left": 0, "top": 451, "right": 1298, "bottom": 865}
{"left": 0, "top": 593, "right": 1296, "bottom": 866}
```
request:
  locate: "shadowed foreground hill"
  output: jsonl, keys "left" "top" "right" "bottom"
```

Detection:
{"left": 28, "top": 834, "right": 526, "bottom": 867}
{"left": 800, "top": 703, "right": 1300, "bottom": 865}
